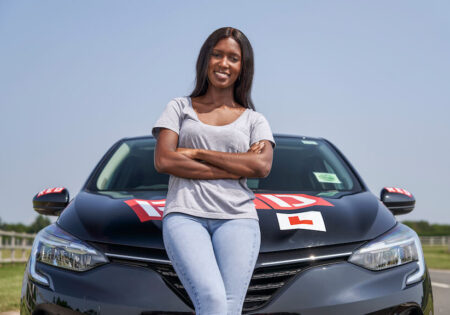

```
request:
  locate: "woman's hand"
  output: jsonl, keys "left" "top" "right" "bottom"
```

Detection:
{"left": 176, "top": 148, "right": 199, "bottom": 160}
{"left": 248, "top": 141, "right": 265, "bottom": 154}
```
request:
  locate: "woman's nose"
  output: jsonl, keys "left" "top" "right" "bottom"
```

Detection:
{"left": 219, "top": 57, "right": 229, "bottom": 68}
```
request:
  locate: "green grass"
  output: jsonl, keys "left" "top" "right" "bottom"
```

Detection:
{"left": 0, "top": 263, "right": 26, "bottom": 312}
{"left": 1, "top": 249, "right": 31, "bottom": 261}
{"left": 423, "top": 245, "right": 450, "bottom": 270}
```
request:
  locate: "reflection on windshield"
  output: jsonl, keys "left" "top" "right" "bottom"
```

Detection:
{"left": 93, "top": 139, "right": 169, "bottom": 192}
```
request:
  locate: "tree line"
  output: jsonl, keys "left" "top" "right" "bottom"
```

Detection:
{"left": 0, "top": 215, "right": 51, "bottom": 234}
{"left": 402, "top": 220, "right": 450, "bottom": 236}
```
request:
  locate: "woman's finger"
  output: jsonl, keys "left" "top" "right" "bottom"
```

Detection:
{"left": 248, "top": 142, "right": 260, "bottom": 152}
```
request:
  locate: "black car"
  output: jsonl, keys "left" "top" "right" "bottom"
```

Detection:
{"left": 21, "top": 135, "right": 433, "bottom": 315}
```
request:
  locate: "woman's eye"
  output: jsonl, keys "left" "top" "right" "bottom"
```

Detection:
{"left": 228, "top": 55, "right": 240, "bottom": 62}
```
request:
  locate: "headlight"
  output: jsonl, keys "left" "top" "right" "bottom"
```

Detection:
{"left": 349, "top": 223, "right": 425, "bottom": 285}
{"left": 29, "top": 224, "right": 108, "bottom": 286}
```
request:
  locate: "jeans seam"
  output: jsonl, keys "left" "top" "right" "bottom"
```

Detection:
{"left": 235, "top": 228, "right": 259, "bottom": 315}
{"left": 164, "top": 223, "right": 202, "bottom": 313}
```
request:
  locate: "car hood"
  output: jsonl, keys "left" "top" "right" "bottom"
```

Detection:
{"left": 57, "top": 190, "right": 396, "bottom": 253}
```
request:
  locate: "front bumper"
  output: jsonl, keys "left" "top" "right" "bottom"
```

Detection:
{"left": 21, "top": 254, "right": 433, "bottom": 315}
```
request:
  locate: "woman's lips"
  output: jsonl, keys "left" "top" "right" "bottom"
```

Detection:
{"left": 214, "top": 71, "right": 230, "bottom": 80}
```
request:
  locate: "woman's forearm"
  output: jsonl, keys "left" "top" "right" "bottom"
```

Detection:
{"left": 155, "top": 150, "right": 240, "bottom": 180}
{"left": 193, "top": 142, "right": 273, "bottom": 178}
{"left": 196, "top": 150, "right": 263, "bottom": 178}
{"left": 154, "top": 128, "right": 240, "bottom": 180}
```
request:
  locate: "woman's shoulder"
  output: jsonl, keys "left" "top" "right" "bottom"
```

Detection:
{"left": 246, "top": 108, "right": 269, "bottom": 123}
{"left": 167, "top": 96, "right": 190, "bottom": 109}
{"left": 160, "top": 97, "right": 192, "bottom": 116}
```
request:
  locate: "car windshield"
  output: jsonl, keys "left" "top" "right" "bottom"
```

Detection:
{"left": 248, "top": 137, "right": 362, "bottom": 197}
{"left": 88, "top": 137, "right": 362, "bottom": 197}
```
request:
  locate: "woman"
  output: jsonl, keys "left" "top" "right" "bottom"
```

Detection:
{"left": 152, "top": 27, "right": 275, "bottom": 315}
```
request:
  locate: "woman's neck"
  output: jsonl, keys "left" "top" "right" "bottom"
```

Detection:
{"left": 201, "top": 86, "right": 237, "bottom": 107}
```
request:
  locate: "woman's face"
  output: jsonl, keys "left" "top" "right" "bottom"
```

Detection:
{"left": 207, "top": 37, "right": 242, "bottom": 89}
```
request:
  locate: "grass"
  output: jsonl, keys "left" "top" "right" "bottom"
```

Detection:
{"left": 0, "top": 246, "right": 448, "bottom": 312}
{"left": 0, "top": 263, "right": 26, "bottom": 312}
{"left": 1, "top": 249, "right": 31, "bottom": 261}
{"left": 423, "top": 245, "right": 450, "bottom": 270}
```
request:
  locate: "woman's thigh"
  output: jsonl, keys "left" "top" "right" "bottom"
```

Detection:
{"left": 162, "top": 213, "right": 227, "bottom": 314}
{"left": 210, "top": 219, "right": 261, "bottom": 314}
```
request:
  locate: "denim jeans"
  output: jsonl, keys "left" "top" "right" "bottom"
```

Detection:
{"left": 162, "top": 213, "right": 261, "bottom": 315}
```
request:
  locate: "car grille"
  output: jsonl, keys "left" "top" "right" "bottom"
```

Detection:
{"left": 99, "top": 242, "right": 358, "bottom": 313}
{"left": 149, "top": 258, "right": 347, "bottom": 313}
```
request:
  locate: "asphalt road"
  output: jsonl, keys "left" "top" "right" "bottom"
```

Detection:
{"left": 2, "top": 270, "right": 448, "bottom": 315}
{"left": 430, "top": 269, "right": 450, "bottom": 315}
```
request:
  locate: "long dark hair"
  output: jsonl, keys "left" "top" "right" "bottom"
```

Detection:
{"left": 190, "top": 27, "right": 255, "bottom": 110}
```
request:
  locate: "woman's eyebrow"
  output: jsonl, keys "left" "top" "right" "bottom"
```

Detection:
{"left": 212, "top": 49, "right": 241, "bottom": 57}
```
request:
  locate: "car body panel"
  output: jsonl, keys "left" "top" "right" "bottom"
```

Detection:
{"left": 21, "top": 259, "right": 433, "bottom": 315}
{"left": 56, "top": 190, "right": 396, "bottom": 253}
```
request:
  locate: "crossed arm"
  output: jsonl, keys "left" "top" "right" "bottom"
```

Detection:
{"left": 154, "top": 128, "right": 273, "bottom": 180}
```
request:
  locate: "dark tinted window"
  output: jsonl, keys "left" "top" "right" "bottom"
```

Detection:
{"left": 249, "top": 137, "right": 362, "bottom": 196}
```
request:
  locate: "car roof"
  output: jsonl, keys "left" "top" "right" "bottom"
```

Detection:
{"left": 120, "top": 133, "right": 326, "bottom": 142}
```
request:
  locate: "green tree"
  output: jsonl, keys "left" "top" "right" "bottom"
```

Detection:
{"left": 0, "top": 215, "right": 51, "bottom": 233}
{"left": 402, "top": 220, "right": 450, "bottom": 236}
{"left": 27, "top": 215, "right": 51, "bottom": 233}
{"left": 0, "top": 221, "right": 28, "bottom": 233}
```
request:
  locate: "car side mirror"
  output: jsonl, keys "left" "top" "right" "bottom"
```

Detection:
{"left": 33, "top": 187, "right": 70, "bottom": 216}
{"left": 380, "top": 187, "right": 415, "bottom": 215}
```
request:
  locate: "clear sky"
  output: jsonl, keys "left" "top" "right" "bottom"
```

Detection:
{"left": 1, "top": 0, "right": 449, "bottom": 225}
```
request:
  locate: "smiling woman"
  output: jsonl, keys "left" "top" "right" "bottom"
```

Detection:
{"left": 207, "top": 38, "right": 242, "bottom": 89}
{"left": 152, "top": 27, "right": 275, "bottom": 315}
{"left": 190, "top": 27, "right": 255, "bottom": 110}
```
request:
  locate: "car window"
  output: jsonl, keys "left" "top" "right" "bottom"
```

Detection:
{"left": 248, "top": 138, "right": 362, "bottom": 196}
{"left": 93, "top": 139, "right": 169, "bottom": 191}
{"left": 89, "top": 137, "right": 362, "bottom": 196}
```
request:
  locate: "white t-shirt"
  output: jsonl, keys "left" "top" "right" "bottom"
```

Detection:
{"left": 152, "top": 96, "right": 275, "bottom": 220}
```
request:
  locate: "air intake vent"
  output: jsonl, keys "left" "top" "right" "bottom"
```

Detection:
{"left": 151, "top": 259, "right": 345, "bottom": 313}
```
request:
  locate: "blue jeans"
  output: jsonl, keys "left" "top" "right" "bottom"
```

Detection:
{"left": 162, "top": 213, "right": 261, "bottom": 315}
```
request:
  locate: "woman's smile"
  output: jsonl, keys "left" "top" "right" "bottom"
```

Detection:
{"left": 213, "top": 70, "right": 230, "bottom": 80}
{"left": 207, "top": 37, "right": 242, "bottom": 89}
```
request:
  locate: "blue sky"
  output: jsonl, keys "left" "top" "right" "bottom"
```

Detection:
{"left": 1, "top": 0, "right": 449, "bottom": 224}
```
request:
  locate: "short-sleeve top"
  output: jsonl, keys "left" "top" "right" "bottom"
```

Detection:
{"left": 152, "top": 96, "right": 276, "bottom": 221}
